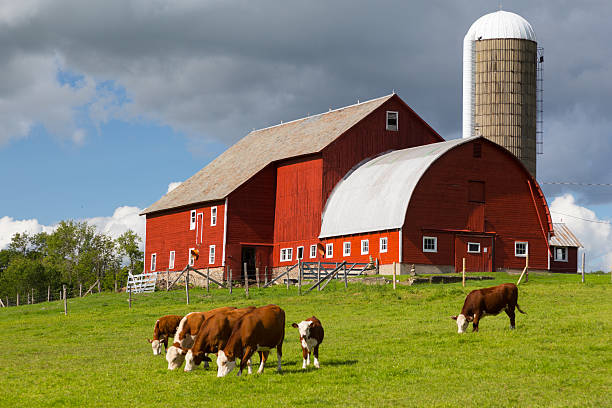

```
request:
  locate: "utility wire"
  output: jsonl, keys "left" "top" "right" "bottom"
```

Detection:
{"left": 550, "top": 211, "right": 611, "bottom": 225}
{"left": 542, "top": 182, "right": 612, "bottom": 187}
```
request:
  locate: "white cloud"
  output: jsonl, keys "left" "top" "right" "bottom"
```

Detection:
{"left": 0, "top": 206, "right": 145, "bottom": 251}
{"left": 167, "top": 181, "right": 182, "bottom": 193}
{"left": 549, "top": 194, "right": 612, "bottom": 271}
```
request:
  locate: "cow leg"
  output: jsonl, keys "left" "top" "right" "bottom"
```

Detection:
{"left": 247, "top": 357, "right": 253, "bottom": 375}
{"left": 505, "top": 307, "right": 516, "bottom": 329}
{"left": 302, "top": 347, "right": 309, "bottom": 369}
{"left": 276, "top": 343, "right": 283, "bottom": 373}
{"left": 204, "top": 354, "right": 210, "bottom": 369}
{"left": 163, "top": 337, "right": 168, "bottom": 353}
{"left": 472, "top": 313, "right": 481, "bottom": 332}
{"left": 258, "top": 351, "right": 269, "bottom": 374}
{"left": 313, "top": 344, "right": 320, "bottom": 369}
{"left": 239, "top": 346, "right": 255, "bottom": 376}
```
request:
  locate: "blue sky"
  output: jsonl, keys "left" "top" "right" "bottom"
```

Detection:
{"left": 0, "top": 0, "right": 611, "bottom": 269}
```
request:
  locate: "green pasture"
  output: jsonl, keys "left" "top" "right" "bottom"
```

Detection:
{"left": 1, "top": 273, "right": 610, "bottom": 407}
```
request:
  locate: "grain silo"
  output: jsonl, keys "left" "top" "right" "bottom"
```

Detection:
{"left": 462, "top": 10, "right": 542, "bottom": 177}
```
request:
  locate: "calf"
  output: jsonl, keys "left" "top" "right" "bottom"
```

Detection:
{"left": 292, "top": 316, "right": 324, "bottom": 369}
{"left": 166, "top": 307, "right": 235, "bottom": 370}
{"left": 217, "top": 304, "right": 285, "bottom": 377}
{"left": 451, "top": 283, "right": 526, "bottom": 333}
{"left": 147, "top": 314, "right": 183, "bottom": 355}
{"left": 182, "top": 306, "right": 256, "bottom": 372}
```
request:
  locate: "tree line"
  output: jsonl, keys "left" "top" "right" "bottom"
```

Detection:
{"left": 0, "top": 220, "right": 143, "bottom": 301}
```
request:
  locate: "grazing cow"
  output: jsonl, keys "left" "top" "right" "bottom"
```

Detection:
{"left": 182, "top": 306, "right": 257, "bottom": 372}
{"left": 147, "top": 314, "right": 183, "bottom": 355}
{"left": 217, "top": 304, "right": 285, "bottom": 377}
{"left": 292, "top": 316, "right": 324, "bottom": 369}
{"left": 451, "top": 283, "right": 526, "bottom": 333}
{"left": 166, "top": 307, "right": 236, "bottom": 370}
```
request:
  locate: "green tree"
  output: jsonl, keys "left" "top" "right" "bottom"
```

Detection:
{"left": 115, "top": 230, "right": 143, "bottom": 273}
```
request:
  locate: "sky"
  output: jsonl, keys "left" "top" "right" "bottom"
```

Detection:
{"left": 0, "top": 0, "right": 611, "bottom": 270}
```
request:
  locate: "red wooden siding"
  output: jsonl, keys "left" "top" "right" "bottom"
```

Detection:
{"left": 550, "top": 247, "right": 578, "bottom": 273}
{"left": 321, "top": 95, "right": 443, "bottom": 203}
{"left": 144, "top": 200, "right": 225, "bottom": 272}
{"left": 402, "top": 139, "right": 551, "bottom": 271}
{"left": 455, "top": 235, "right": 493, "bottom": 272}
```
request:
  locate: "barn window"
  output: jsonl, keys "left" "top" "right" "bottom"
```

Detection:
{"left": 150, "top": 253, "right": 157, "bottom": 271}
{"left": 169, "top": 251, "right": 175, "bottom": 269}
{"left": 380, "top": 237, "right": 388, "bottom": 253}
{"left": 468, "top": 181, "right": 485, "bottom": 203}
{"left": 310, "top": 245, "right": 317, "bottom": 259}
{"left": 209, "top": 245, "right": 215, "bottom": 264}
{"left": 190, "top": 210, "right": 196, "bottom": 230}
{"left": 468, "top": 242, "right": 481, "bottom": 253}
{"left": 297, "top": 246, "right": 304, "bottom": 260}
{"left": 473, "top": 143, "right": 482, "bottom": 158}
{"left": 554, "top": 247, "right": 568, "bottom": 262}
{"left": 211, "top": 207, "right": 217, "bottom": 226}
{"left": 386, "top": 111, "right": 398, "bottom": 131}
{"left": 343, "top": 242, "right": 351, "bottom": 257}
{"left": 423, "top": 236, "right": 437, "bottom": 253}
{"left": 280, "top": 248, "right": 293, "bottom": 262}
{"left": 189, "top": 248, "right": 196, "bottom": 266}
{"left": 326, "top": 243, "right": 333, "bottom": 259}
{"left": 361, "top": 239, "right": 369, "bottom": 255}
{"left": 515, "top": 241, "right": 528, "bottom": 257}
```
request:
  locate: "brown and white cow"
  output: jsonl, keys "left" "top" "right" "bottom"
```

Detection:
{"left": 292, "top": 316, "right": 324, "bottom": 369}
{"left": 147, "top": 314, "right": 183, "bottom": 355}
{"left": 451, "top": 283, "right": 526, "bottom": 333}
{"left": 166, "top": 307, "right": 235, "bottom": 370}
{"left": 181, "top": 306, "right": 256, "bottom": 372}
{"left": 216, "top": 304, "right": 285, "bottom": 377}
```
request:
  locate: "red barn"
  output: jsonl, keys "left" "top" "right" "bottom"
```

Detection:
{"left": 141, "top": 93, "right": 563, "bottom": 279}
{"left": 549, "top": 223, "right": 582, "bottom": 273}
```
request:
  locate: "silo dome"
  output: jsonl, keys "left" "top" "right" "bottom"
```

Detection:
{"left": 465, "top": 10, "right": 536, "bottom": 42}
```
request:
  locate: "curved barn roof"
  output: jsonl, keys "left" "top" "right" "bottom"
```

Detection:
{"left": 319, "top": 137, "right": 473, "bottom": 238}
{"left": 142, "top": 94, "right": 396, "bottom": 215}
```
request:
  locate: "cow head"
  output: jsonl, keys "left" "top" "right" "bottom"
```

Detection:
{"left": 451, "top": 314, "right": 473, "bottom": 333}
{"left": 292, "top": 320, "right": 313, "bottom": 340}
{"left": 216, "top": 350, "right": 236, "bottom": 377}
{"left": 148, "top": 338, "right": 162, "bottom": 355}
{"left": 166, "top": 345, "right": 186, "bottom": 370}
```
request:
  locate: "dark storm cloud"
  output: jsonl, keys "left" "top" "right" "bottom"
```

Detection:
{"left": 1, "top": 0, "right": 611, "bottom": 204}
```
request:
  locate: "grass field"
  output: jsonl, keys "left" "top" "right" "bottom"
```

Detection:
{"left": 1, "top": 273, "right": 610, "bottom": 407}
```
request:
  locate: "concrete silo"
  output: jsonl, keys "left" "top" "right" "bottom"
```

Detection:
{"left": 463, "top": 10, "right": 541, "bottom": 177}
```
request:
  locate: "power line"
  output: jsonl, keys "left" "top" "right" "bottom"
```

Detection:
{"left": 542, "top": 182, "right": 612, "bottom": 187}
{"left": 550, "top": 211, "right": 611, "bottom": 225}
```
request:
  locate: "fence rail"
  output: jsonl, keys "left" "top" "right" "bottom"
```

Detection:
{"left": 127, "top": 272, "right": 158, "bottom": 294}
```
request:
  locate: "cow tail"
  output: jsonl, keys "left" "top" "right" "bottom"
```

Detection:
{"left": 516, "top": 304, "right": 526, "bottom": 314}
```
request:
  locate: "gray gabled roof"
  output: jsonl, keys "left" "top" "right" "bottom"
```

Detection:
{"left": 550, "top": 223, "right": 582, "bottom": 248}
{"left": 142, "top": 94, "right": 394, "bottom": 215}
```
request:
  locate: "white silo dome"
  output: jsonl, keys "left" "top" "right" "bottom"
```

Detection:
{"left": 463, "top": 10, "right": 537, "bottom": 139}
{"left": 465, "top": 10, "right": 536, "bottom": 42}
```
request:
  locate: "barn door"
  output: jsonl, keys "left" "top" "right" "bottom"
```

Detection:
{"left": 455, "top": 235, "right": 493, "bottom": 272}
{"left": 196, "top": 212, "right": 204, "bottom": 245}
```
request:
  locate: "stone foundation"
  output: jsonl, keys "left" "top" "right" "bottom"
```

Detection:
{"left": 156, "top": 267, "right": 225, "bottom": 289}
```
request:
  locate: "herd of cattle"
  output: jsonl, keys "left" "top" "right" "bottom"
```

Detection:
{"left": 146, "top": 283, "right": 524, "bottom": 376}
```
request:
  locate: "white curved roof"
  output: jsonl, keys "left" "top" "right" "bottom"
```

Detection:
{"left": 465, "top": 10, "right": 536, "bottom": 42}
{"left": 319, "top": 137, "right": 474, "bottom": 238}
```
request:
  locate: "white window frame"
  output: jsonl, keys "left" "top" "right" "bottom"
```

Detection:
{"left": 189, "top": 247, "right": 195, "bottom": 266}
{"left": 554, "top": 246, "right": 568, "bottom": 262}
{"left": 209, "top": 245, "right": 216, "bottom": 265}
{"left": 467, "top": 242, "right": 481, "bottom": 253}
{"left": 380, "top": 237, "right": 388, "bottom": 253}
{"left": 343, "top": 241, "right": 351, "bottom": 257}
{"left": 297, "top": 246, "right": 304, "bottom": 260}
{"left": 361, "top": 239, "right": 369, "bottom": 255}
{"left": 386, "top": 111, "right": 398, "bottom": 131}
{"left": 326, "top": 243, "right": 333, "bottom": 259}
{"left": 169, "top": 251, "right": 175, "bottom": 270}
{"left": 280, "top": 248, "right": 293, "bottom": 262}
{"left": 515, "top": 241, "right": 528, "bottom": 258}
{"left": 423, "top": 236, "right": 437, "bottom": 253}
{"left": 150, "top": 253, "right": 157, "bottom": 271}
{"left": 310, "top": 244, "right": 317, "bottom": 259}
{"left": 211, "top": 206, "right": 217, "bottom": 226}
{"left": 190, "top": 210, "right": 196, "bottom": 230}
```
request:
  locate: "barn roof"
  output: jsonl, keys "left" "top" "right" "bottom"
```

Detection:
{"left": 142, "top": 94, "right": 395, "bottom": 215}
{"left": 319, "top": 137, "right": 473, "bottom": 238}
{"left": 550, "top": 223, "right": 582, "bottom": 248}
